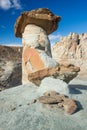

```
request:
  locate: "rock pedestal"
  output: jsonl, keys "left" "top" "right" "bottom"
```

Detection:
{"left": 22, "top": 24, "right": 58, "bottom": 84}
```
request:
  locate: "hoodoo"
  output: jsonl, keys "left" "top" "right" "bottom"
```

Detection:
{"left": 14, "top": 8, "right": 61, "bottom": 84}
{"left": 14, "top": 8, "right": 79, "bottom": 85}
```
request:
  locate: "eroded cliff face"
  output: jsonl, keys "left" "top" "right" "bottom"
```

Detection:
{"left": 0, "top": 45, "right": 22, "bottom": 91}
{"left": 52, "top": 33, "right": 87, "bottom": 76}
{"left": 52, "top": 33, "right": 87, "bottom": 60}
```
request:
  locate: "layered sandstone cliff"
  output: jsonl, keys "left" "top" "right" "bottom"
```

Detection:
{"left": 52, "top": 33, "right": 87, "bottom": 77}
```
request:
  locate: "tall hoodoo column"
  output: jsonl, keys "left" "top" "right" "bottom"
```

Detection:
{"left": 22, "top": 24, "right": 59, "bottom": 83}
{"left": 14, "top": 8, "right": 61, "bottom": 84}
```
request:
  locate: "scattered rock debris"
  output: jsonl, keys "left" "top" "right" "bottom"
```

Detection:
{"left": 38, "top": 90, "right": 78, "bottom": 115}
{"left": 31, "top": 99, "right": 37, "bottom": 104}
{"left": 10, "top": 105, "right": 16, "bottom": 111}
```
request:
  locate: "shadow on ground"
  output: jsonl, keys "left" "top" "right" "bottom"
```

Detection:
{"left": 69, "top": 84, "right": 87, "bottom": 94}
{"left": 75, "top": 100, "right": 83, "bottom": 113}
{"left": 68, "top": 84, "right": 87, "bottom": 112}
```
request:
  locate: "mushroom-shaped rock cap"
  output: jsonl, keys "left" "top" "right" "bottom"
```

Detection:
{"left": 14, "top": 8, "right": 61, "bottom": 38}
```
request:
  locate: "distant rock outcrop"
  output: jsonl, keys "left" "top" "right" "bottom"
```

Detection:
{"left": 52, "top": 33, "right": 87, "bottom": 59}
{"left": 0, "top": 45, "right": 22, "bottom": 91}
{"left": 52, "top": 33, "right": 87, "bottom": 76}
{"left": 0, "top": 60, "right": 22, "bottom": 91}
{"left": 0, "top": 45, "right": 22, "bottom": 61}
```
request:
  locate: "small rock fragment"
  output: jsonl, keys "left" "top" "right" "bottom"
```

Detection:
{"left": 39, "top": 95, "right": 62, "bottom": 104}
{"left": 58, "top": 102, "right": 63, "bottom": 108}
{"left": 10, "top": 105, "right": 16, "bottom": 111}
{"left": 31, "top": 99, "right": 37, "bottom": 104}
{"left": 19, "top": 104, "right": 22, "bottom": 107}
{"left": 27, "top": 103, "right": 30, "bottom": 105}
{"left": 63, "top": 99, "right": 77, "bottom": 114}
{"left": 38, "top": 90, "right": 78, "bottom": 115}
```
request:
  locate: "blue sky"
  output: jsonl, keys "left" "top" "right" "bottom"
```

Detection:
{"left": 0, "top": 0, "right": 87, "bottom": 46}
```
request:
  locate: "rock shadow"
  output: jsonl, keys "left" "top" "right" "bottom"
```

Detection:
{"left": 69, "top": 84, "right": 87, "bottom": 94}
{"left": 68, "top": 84, "right": 87, "bottom": 112}
{"left": 75, "top": 100, "right": 83, "bottom": 113}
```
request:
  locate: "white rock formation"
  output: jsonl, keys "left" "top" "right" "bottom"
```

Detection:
{"left": 52, "top": 33, "right": 87, "bottom": 59}
{"left": 38, "top": 77, "right": 69, "bottom": 96}
{"left": 52, "top": 33, "right": 87, "bottom": 76}
{"left": 22, "top": 24, "right": 52, "bottom": 57}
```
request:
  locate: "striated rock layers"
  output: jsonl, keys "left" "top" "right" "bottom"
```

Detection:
{"left": 0, "top": 60, "right": 22, "bottom": 91}
{"left": 0, "top": 45, "right": 22, "bottom": 91}
{"left": 52, "top": 33, "right": 87, "bottom": 60}
{"left": 28, "top": 64, "right": 80, "bottom": 85}
{"left": 22, "top": 24, "right": 59, "bottom": 84}
{"left": 52, "top": 33, "right": 87, "bottom": 76}
{"left": 15, "top": 8, "right": 61, "bottom": 37}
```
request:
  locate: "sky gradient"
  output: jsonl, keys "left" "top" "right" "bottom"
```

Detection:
{"left": 0, "top": 0, "right": 87, "bottom": 46}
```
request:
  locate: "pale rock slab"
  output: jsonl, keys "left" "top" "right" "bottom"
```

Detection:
{"left": 37, "top": 77, "right": 69, "bottom": 96}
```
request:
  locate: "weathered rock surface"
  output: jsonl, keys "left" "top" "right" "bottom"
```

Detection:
{"left": 0, "top": 45, "right": 22, "bottom": 61}
{"left": 22, "top": 24, "right": 52, "bottom": 54}
{"left": 0, "top": 60, "right": 22, "bottom": 91}
{"left": 15, "top": 8, "right": 61, "bottom": 37}
{"left": 22, "top": 24, "right": 58, "bottom": 84}
{"left": 27, "top": 64, "right": 80, "bottom": 85}
{"left": 0, "top": 45, "right": 22, "bottom": 91}
{"left": 37, "top": 77, "right": 69, "bottom": 96}
{"left": 63, "top": 98, "right": 77, "bottom": 115}
{"left": 52, "top": 33, "right": 87, "bottom": 59}
{"left": 38, "top": 91, "right": 78, "bottom": 115}
{"left": 39, "top": 95, "right": 63, "bottom": 104}
{"left": 52, "top": 33, "right": 87, "bottom": 76}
